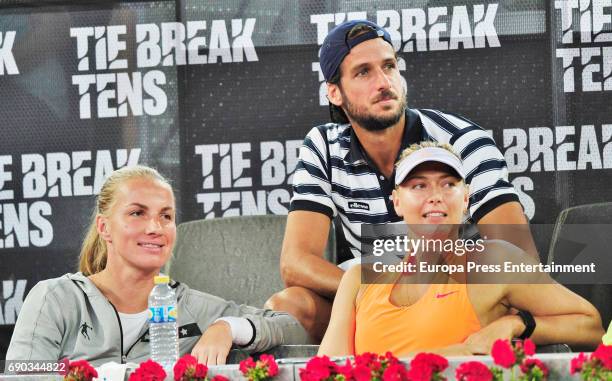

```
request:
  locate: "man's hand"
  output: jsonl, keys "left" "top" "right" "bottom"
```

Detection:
{"left": 191, "top": 321, "right": 233, "bottom": 365}
{"left": 463, "top": 314, "right": 524, "bottom": 354}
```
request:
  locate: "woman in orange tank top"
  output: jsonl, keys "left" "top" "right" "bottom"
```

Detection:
{"left": 318, "top": 142, "right": 604, "bottom": 357}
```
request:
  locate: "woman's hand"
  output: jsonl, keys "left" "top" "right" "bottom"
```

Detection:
{"left": 191, "top": 321, "right": 233, "bottom": 365}
{"left": 463, "top": 314, "right": 524, "bottom": 354}
{"left": 436, "top": 343, "right": 474, "bottom": 356}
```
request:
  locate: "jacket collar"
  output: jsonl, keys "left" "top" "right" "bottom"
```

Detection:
{"left": 67, "top": 272, "right": 182, "bottom": 297}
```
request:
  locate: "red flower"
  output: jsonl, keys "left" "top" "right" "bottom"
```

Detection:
{"left": 455, "top": 361, "right": 493, "bottom": 381}
{"left": 240, "top": 354, "right": 279, "bottom": 381}
{"left": 66, "top": 359, "right": 98, "bottom": 381}
{"left": 129, "top": 360, "right": 167, "bottom": 381}
{"left": 194, "top": 364, "right": 208, "bottom": 379}
{"left": 570, "top": 352, "right": 587, "bottom": 375}
{"left": 410, "top": 353, "right": 448, "bottom": 374}
{"left": 592, "top": 344, "right": 612, "bottom": 369}
{"left": 523, "top": 339, "right": 536, "bottom": 356}
{"left": 299, "top": 356, "right": 338, "bottom": 381}
{"left": 211, "top": 376, "right": 229, "bottom": 381}
{"left": 351, "top": 364, "right": 371, "bottom": 381}
{"left": 384, "top": 352, "right": 401, "bottom": 366}
{"left": 58, "top": 358, "right": 70, "bottom": 376}
{"left": 260, "top": 354, "right": 279, "bottom": 377}
{"left": 174, "top": 361, "right": 188, "bottom": 381}
{"left": 491, "top": 340, "right": 516, "bottom": 368}
{"left": 520, "top": 358, "right": 549, "bottom": 377}
{"left": 382, "top": 363, "right": 409, "bottom": 381}
{"left": 173, "top": 354, "right": 208, "bottom": 381}
{"left": 406, "top": 362, "right": 432, "bottom": 381}
{"left": 240, "top": 358, "right": 257, "bottom": 375}
{"left": 337, "top": 359, "right": 353, "bottom": 380}
{"left": 355, "top": 352, "right": 382, "bottom": 371}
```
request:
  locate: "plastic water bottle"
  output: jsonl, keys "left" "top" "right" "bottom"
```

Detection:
{"left": 148, "top": 275, "right": 178, "bottom": 371}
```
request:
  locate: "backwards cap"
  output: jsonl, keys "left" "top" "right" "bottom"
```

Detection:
{"left": 320, "top": 19, "right": 393, "bottom": 82}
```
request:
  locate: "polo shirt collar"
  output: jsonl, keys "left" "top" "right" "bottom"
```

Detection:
{"left": 343, "top": 109, "right": 420, "bottom": 165}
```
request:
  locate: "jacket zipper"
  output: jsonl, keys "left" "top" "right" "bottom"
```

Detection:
{"left": 121, "top": 280, "right": 180, "bottom": 360}
{"left": 125, "top": 328, "right": 149, "bottom": 358}
{"left": 109, "top": 301, "right": 126, "bottom": 363}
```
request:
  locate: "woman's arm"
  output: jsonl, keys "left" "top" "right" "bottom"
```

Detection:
{"left": 464, "top": 240, "right": 603, "bottom": 351}
{"left": 183, "top": 286, "right": 311, "bottom": 364}
{"left": 317, "top": 264, "right": 361, "bottom": 356}
{"left": 506, "top": 282, "right": 604, "bottom": 347}
{"left": 6, "top": 281, "right": 65, "bottom": 361}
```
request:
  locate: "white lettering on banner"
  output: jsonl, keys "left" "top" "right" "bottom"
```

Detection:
{"left": 69, "top": 19, "right": 257, "bottom": 119}
{"left": 310, "top": 4, "right": 500, "bottom": 105}
{"left": 0, "top": 149, "right": 140, "bottom": 250}
{"left": 0, "top": 156, "right": 14, "bottom": 201}
{"left": 0, "top": 279, "right": 26, "bottom": 325}
{"left": 195, "top": 140, "right": 301, "bottom": 219}
{"left": 503, "top": 124, "right": 612, "bottom": 173}
{"left": 0, "top": 31, "right": 19, "bottom": 75}
{"left": 21, "top": 149, "right": 141, "bottom": 198}
{"left": 72, "top": 71, "right": 167, "bottom": 119}
{"left": 0, "top": 202, "right": 53, "bottom": 248}
{"left": 554, "top": 0, "right": 612, "bottom": 93}
{"left": 311, "top": 5, "right": 499, "bottom": 52}
{"left": 512, "top": 177, "right": 535, "bottom": 220}
{"left": 135, "top": 19, "right": 257, "bottom": 67}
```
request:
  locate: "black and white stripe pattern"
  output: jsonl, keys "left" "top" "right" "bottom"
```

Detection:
{"left": 290, "top": 109, "right": 519, "bottom": 258}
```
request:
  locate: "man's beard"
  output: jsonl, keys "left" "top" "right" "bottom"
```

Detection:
{"left": 342, "top": 89, "right": 407, "bottom": 131}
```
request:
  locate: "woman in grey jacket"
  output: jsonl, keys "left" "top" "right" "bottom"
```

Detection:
{"left": 7, "top": 166, "right": 308, "bottom": 366}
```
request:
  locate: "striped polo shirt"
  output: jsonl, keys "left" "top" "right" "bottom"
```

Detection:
{"left": 290, "top": 108, "right": 519, "bottom": 258}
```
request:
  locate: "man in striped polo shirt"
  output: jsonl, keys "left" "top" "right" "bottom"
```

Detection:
{"left": 265, "top": 20, "right": 536, "bottom": 341}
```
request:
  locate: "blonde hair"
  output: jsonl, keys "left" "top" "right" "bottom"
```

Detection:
{"left": 396, "top": 141, "right": 461, "bottom": 166}
{"left": 79, "top": 165, "right": 171, "bottom": 276}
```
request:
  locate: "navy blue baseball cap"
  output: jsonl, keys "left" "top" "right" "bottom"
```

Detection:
{"left": 320, "top": 20, "right": 393, "bottom": 82}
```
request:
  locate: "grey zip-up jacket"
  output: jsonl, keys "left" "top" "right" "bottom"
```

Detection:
{"left": 7, "top": 273, "right": 308, "bottom": 365}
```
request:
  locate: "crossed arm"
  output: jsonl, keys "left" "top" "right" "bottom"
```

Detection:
{"left": 318, "top": 261, "right": 604, "bottom": 356}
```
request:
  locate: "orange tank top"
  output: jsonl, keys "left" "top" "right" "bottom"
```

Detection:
{"left": 354, "top": 282, "right": 481, "bottom": 356}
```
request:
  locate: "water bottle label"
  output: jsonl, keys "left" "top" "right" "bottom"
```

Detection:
{"left": 148, "top": 306, "right": 177, "bottom": 323}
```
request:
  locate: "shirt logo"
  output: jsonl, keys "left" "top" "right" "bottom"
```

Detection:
{"left": 80, "top": 322, "right": 92, "bottom": 340}
{"left": 348, "top": 201, "right": 370, "bottom": 211}
{"left": 435, "top": 291, "right": 458, "bottom": 299}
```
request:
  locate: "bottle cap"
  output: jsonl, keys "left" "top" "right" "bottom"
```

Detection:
{"left": 154, "top": 275, "right": 170, "bottom": 284}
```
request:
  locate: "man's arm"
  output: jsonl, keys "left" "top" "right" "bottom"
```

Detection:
{"left": 280, "top": 210, "right": 344, "bottom": 299}
{"left": 477, "top": 201, "right": 539, "bottom": 259}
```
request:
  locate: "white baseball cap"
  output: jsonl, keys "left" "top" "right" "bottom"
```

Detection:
{"left": 395, "top": 147, "right": 465, "bottom": 186}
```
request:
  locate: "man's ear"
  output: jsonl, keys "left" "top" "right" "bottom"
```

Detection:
{"left": 327, "top": 82, "right": 343, "bottom": 107}
{"left": 96, "top": 215, "right": 111, "bottom": 242}
{"left": 392, "top": 188, "right": 403, "bottom": 217}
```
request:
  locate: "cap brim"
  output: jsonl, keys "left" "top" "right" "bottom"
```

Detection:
{"left": 395, "top": 147, "right": 465, "bottom": 186}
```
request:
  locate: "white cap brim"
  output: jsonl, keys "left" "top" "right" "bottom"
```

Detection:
{"left": 395, "top": 147, "right": 465, "bottom": 186}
